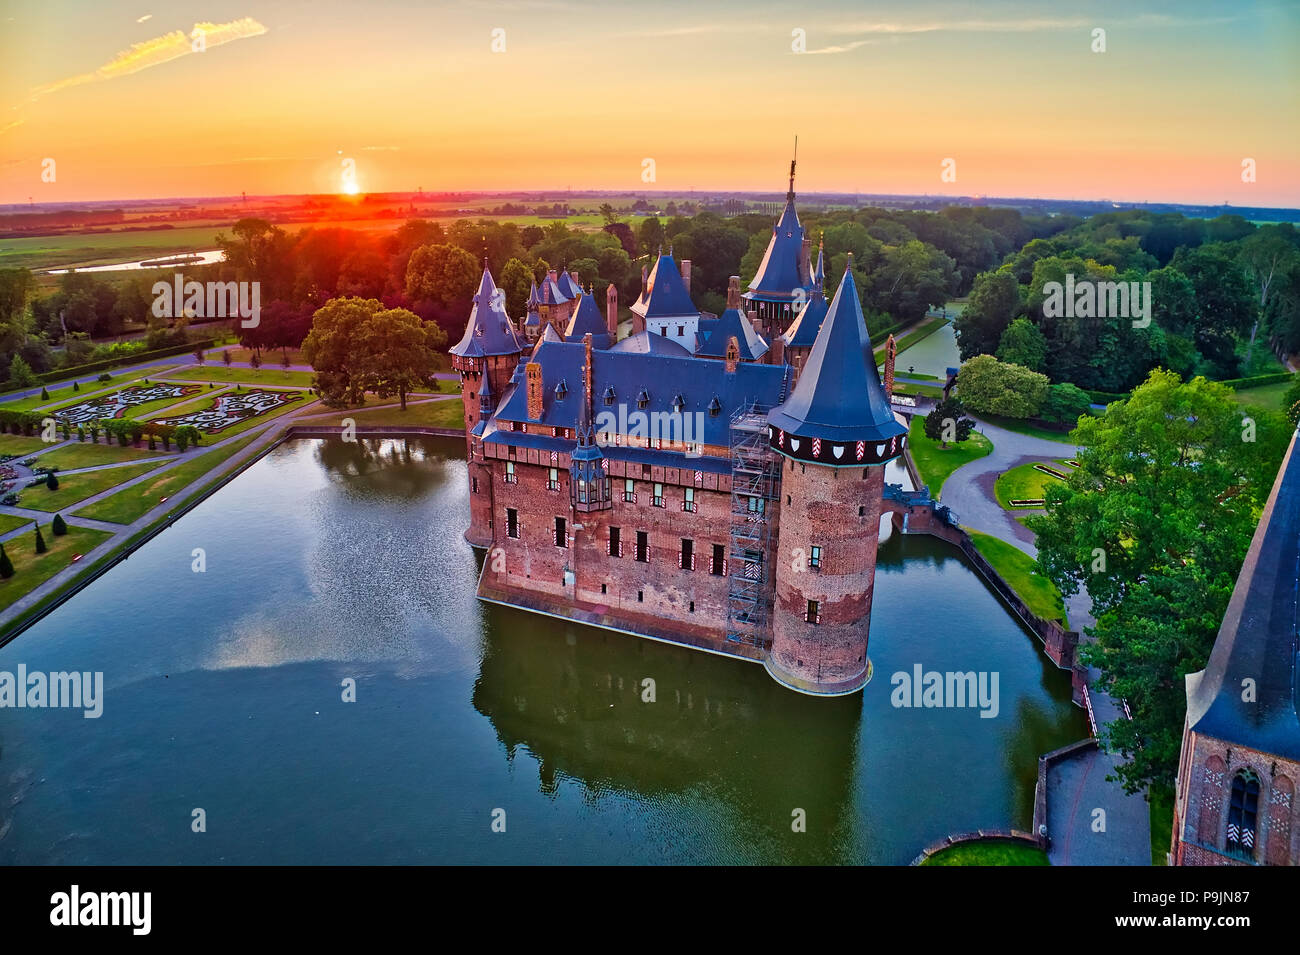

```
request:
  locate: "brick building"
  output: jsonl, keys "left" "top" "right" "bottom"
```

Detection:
{"left": 454, "top": 172, "right": 905, "bottom": 696}
{"left": 1171, "top": 428, "right": 1300, "bottom": 865}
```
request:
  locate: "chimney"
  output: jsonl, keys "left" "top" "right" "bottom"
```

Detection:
{"left": 800, "top": 236, "right": 811, "bottom": 283}
{"left": 883, "top": 335, "right": 897, "bottom": 398}
{"left": 727, "top": 275, "right": 741, "bottom": 310}
{"left": 681, "top": 259, "right": 692, "bottom": 295}
{"left": 570, "top": 269, "right": 581, "bottom": 289}
{"left": 547, "top": 269, "right": 558, "bottom": 283}
{"left": 725, "top": 336, "right": 740, "bottom": 374}
{"left": 770, "top": 335, "right": 785, "bottom": 367}
{"left": 526, "top": 362, "right": 543, "bottom": 420}
{"left": 606, "top": 284, "right": 618, "bottom": 339}
{"left": 640, "top": 264, "right": 648, "bottom": 298}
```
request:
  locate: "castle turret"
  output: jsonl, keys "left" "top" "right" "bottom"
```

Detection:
{"left": 764, "top": 257, "right": 907, "bottom": 695}
{"left": 450, "top": 263, "right": 527, "bottom": 547}
{"left": 742, "top": 155, "right": 815, "bottom": 339}
{"left": 630, "top": 247, "right": 699, "bottom": 353}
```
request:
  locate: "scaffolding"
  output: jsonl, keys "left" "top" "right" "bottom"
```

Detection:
{"left": 725, "top": 402, "right": 781, "bottom": 647}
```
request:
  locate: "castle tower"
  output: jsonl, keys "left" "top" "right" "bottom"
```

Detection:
{"left": 630, "top": 247, "right": 700, "bottom": 353}
{"left": 742, "top": 154, "right": 815, "bottom": 340}
{"left": 764, "top": 258, "right": 907, "bottom": 695}
{"left": 449, "top": 263, "right": 527, "bottom": 547}
{"left": 779, "top": 238, "right": 829, "bottom": 384}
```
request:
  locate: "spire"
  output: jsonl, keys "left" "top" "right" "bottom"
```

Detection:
{"left": 787, "top": 135, "right": 797, "bottom": 202}
{"left": 449, "top": 265, "right": 525, "bottom": 359}
{"left": 813, "top": 234, "right": 825, "bottom": 290}
{"left": 767, "top": 255, "right": 906, "bottom": 457}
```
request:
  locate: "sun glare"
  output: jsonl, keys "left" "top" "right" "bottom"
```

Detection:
{"left": 341, "top": 177, "right": 360, "bottom": 196}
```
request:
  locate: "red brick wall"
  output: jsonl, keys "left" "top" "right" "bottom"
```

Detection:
{"left": 768, "top": 459, "right": 884, "bottom": 692}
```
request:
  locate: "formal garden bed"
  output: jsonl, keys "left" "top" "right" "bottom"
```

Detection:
{"left": 995, "top": 459, "right": 1075, "bottom": 510}
{"left": 145, "top": 387, "right": 310, "bottom": 438}
{"left": 906, "top": 414, "right": 993, "bottom": 499}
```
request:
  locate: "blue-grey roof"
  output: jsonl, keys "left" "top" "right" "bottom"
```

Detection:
{"left": 609, "top": 330, "right": 692, "bottom": 357}
{"left": 449, "top": 267, "right": 527, "bottom": 359}
{"left": 812, "top": 241, "right": 825, "bottom": 288}
{"left": 780, "top": 288, "right": 829, "bottom": 349}
{"left": 540, "top": 277, "right": 570, "bottom": 305}
{"left": 526, "top": 280, "right": 540, "bottom": 307}
{"left": 697, "top": 308, "right": 768, "bottom": 361}
{"left": 745, "top": 198, "right": 812, "bottom": 304}
{"left": 768, "top": 263, "right": 905, "bottom": 445}
{"left": 555, "top": 270, "right": 583, "bottom": 300}
{"left": 564, "top": 291, "right": 612, "bottom": 349}
{"left": 631, "top": 250, "right": 698, "bottom": 320}
{"left": 488, "top": 338, "right": 785, "bottom": 447}
{"left": 1185, "top": 429, "right": 1300, "bottom": 760}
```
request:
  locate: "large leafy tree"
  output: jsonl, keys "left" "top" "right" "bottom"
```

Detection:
{"left": 995, "top": 317, "right": 1047, "bottom": 372}
{"left": 955, "top": 354, "right": 1048, "bottom": 418}
{"left": 301, "top": 297, "right": 383, "bottom": 407}
{"left": 954, "top": 268, "right": 1020, "bottom": 360}
{"left": 1027, "top": 370, "right": 1290, "bottom": 792}
{"left": 358, "top": 307, "right": 442, "bottom": 410}
{"left": 405, "top": 243, "right": 480, "bottom": 320}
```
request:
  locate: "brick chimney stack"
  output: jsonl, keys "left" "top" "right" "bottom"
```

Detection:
{"left": 727, "top": 275, "right": 741, "bottom": 310}
{"left": 681, "top": 259, "right": 692, "bottom": 295}
{"left": 769, "top": 335, "right": 785, "bottom": 367}
{"left": 526, "top": 362, "right": 543, "bottom": 420}
{"left": 606, "top": 283, "right": 618, "bottom": 339}
{"left": 725, "top": 337, "right": 740, "bottom": 374}
{"left": 570, "top": 269, "right": 581, "bottom": 289}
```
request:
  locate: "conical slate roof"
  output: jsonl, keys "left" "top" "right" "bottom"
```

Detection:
{"left": 1184, "top": 430, "right": 1300, "bottom": 760}
{"left": 697, "top": 307, "right": 768, "bottom": 361}
{"left": 565, "top": 288, "right": 612, "bottom": 349}
{"left": 780, "top": 285, "right": 829, "bottom": 349}
{"left": 768, "top": 260, "right": 905, "bottom": 457}
{"left": 450, "top": 266, "right": 526, "bottom": 359}
{"left": 630, "top": 249, "right": 697, "bottom": 320}
{"left": 555, "top": 270, "right": 583, "bottom": 300}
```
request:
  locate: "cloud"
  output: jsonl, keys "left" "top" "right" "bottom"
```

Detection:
{"left": 362, "top": 145, "right": 401, "bottom": 152}
{"left": 28, "top": 17, "right": 267, "bottom": 101}
{"left": 137, "top": 13, "right": 152, "bottom": 23}
{"left": 802, "top": 38, "right": 882, "bottom": 55}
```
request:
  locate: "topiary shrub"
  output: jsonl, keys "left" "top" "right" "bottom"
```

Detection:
{"left": 45, "top": 471, "right": 58, "bottom": 490}
{"left": 97, "top": 373, "right": 112, "bottom": 383}
{"left": 77, "top": 427, "right": 85, "bottom": 443}
{"left": 148, "top": 434, "right": 157, "bottom": 450}
{"left": 52, "top": 514, "right": 67, "bottom": 536}
{"left": 40, "top": 387, "right": 49, "bottom": 400}
{"left": 0, "top": 543, "right": 12, "bottom": 578}
{"left": 34, "top": 524, "right": 46, "bottom": 554}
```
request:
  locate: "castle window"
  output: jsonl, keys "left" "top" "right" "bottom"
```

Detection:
{"left": 863, "top": 468, "right": 869, "bottom": 479}
{"left": 653, "top": 483, "right": 664, "bottom": 507}
{"left": 635, "top": 531, "right": 649, "bottom": 563}
{"left": 603, "top": 386, "right": 616, "bottom": 406}
{"left": 505, "top": 461, "right": 517, "bottom": 484}
{"left": 708, "top": 396, "right": 722, "bottom": 417}
{"left": 554, "top": 516, "right": 567, "bottom": 548}
{"left": 554, "top": 380, "right": 567, "bottom": 399}
{"left": 858, "top": 505, "right": 865, "bottom": 517}
{"left": 601, "top": 583, "right": 608, "bottom": 595}
{"left": 608, "top": 526, "right": 623, "bottom": 557}
{"left": 805, "top": 600, "right": 820, "bottom": 625}
{"left": 472, "top": 477, "right": 478, "bottom": 494}
{"left": 660, "top": 327, "right": 667, "bottom": 337}
{"left": 689, "top": 600, "right": 694, "bottom": 613}
{"left": 1226, "top": 770, "right": 1261, "bottom": 858}
{"left": 624, "top": 478, "right": 636, "bottom": 503}
{"left": 547, "top": 467, "right": 559, "bottom": 491}
{"left": 809, "top": 545, "right": 822, "bottom": 570}
{"left": 711, "top": 544, "right": 727, "bottom": 576}
{"left": 506, "top": 508, "right": 519, "bottom": 539}
{"left": 747, "top": 497, "right": 765, "bottom": 516}
{"left": 676, "top": 325, "right": 684, "bottom": 337}
{"left": 680, "top": 538, "right": 695, "bottom": 570}
{"left": 638, "top": 590, "right": 644, "bottom": 602}
{"left": 683, "top": 488, "right": 696, "bottom": 512}
{"left": 637, "top": 389, "right": 650, "bottom": 410}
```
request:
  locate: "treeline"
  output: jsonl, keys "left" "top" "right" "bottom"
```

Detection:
{"left": 955, "top": 211, "right": 1300, "bottom": 392}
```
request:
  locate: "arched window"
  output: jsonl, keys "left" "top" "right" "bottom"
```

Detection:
{"left": 1226, "top": 769, "right": 1260, "bottom": 858}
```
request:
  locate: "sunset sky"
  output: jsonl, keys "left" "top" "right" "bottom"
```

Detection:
{"left": 1, "top": 0, "right": 1297, "bottom": 206}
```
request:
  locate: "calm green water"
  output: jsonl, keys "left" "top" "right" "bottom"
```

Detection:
{"left": 899, "top": 321, "right": 961, "bottom": 379}
{"left": 0, "top": 438, "right": 1084, "bottom": 864}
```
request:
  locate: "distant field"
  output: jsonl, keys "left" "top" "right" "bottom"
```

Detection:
{"left": 0, "top": 226, "right": 226, "bottom": 271}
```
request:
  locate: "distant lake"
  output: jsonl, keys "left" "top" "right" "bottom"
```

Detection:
{"left": 47, "top": 250, "right": 225, "bottom": 275}
{"left": 0, "top": 437, "right": 1085, "bottom": 864}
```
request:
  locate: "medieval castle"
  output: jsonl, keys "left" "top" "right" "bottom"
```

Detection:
{"left": 450, "top": 162, "right": 915, "bottom": 696}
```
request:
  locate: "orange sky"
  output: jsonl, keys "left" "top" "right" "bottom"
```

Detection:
{"left": 2, "top": 1, "right": 1298, "bottom": 206}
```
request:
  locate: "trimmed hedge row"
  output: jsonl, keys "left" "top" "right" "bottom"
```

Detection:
{"left": 0, "top": 338, "right": 221, "bottom": 395}
{"left": 1216, "top": 372, "right": 1296, "bottom": 391}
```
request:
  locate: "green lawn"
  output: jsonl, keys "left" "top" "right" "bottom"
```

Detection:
{"left": 15, "top": 460, "right": 165, "bottom": 512}
{"left": 0, "top": 225, "right": 226, "bottom": 271}
{"left": 0, "top": 523, "right": 115, "bottom": 608}
{"left": 1231, "top": 377, "right": 1296, "bottom": 413}
{"left": 34, "top": 441, "right": 171, "bottom": 470}
{"left": 906, "top": 414, "right": 994, "bottom": 499}
{"left": 0, "top": 433, "right": 53, "bottom": 456}
{"left": 311, "top": 397, "right": 466, "bottom": 430}
{"left": 921, "top": 839, "right": 1049, "bottom": 866}
{"left": 1150, "top": 788, "right": 1173, "bottom": 866}
{"left": 891, "top": 382, "right": 945, "bottom": 398}
{"left": 160, "top": 365, "right": 317, "bottom": 387}
{"left": 967, "top": 529, "right": 1068, "bottom": 626}
{"left": 0, "top": 513, "right": 34, "bottom": 535}
{"left": 994, "top": 459, "right": 1073, "bottom": 509}
{"left": 74, "top": 432, "right": 263, "bottom": 524}
{"left": 977, "top": 413, "right": 1081, "bottom": 444}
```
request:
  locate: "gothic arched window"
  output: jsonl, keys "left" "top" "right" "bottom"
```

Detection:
{"left": 1226, "top": 770, "right": 1260, "bottom": 858}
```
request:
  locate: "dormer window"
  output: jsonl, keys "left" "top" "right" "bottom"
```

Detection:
{"left": 671, "top": 395, "right": 685, "bottom": 413}
{"left": 637, "top": 389, "right": 650, "bottom": 410}
{"left": 603, "top": 386, "right": 616, "bottom": 406}
{"left": 475, "top": 323, "right": 484, "bottom": 336}
{"left": 708, "top": 396, "right": 722, "bottom": 417}
{"left": 554, "top": 380, "right": 567, "bottom": 399}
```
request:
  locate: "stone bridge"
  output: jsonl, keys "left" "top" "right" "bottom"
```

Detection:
{"left": 881, "top": 482, "right": 963, "bottom": 544}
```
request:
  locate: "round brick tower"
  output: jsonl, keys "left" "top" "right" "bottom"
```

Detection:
{"left": 765, "top": 258, "right": 907, "bottom": 695}
{"left": 449, "top": 264, "right": 526, "bottom": 548}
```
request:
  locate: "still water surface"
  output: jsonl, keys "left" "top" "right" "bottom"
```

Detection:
{"left": 0, "top": 438, "right": 1084, "bottom": 864}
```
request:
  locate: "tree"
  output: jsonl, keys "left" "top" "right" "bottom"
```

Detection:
{"left": 1027, "top": 370, "right": 1290, "bottom": 792}
{"left": 923, "top": 397, "right": 975, "bottom": 448}
{"left": 358, "top": 307, "right": 440, "bottom": 410}
{"left": 223, "top": 350, "right": 233, "bottom": 367}
{"left": 637, "top": 217, "right": 665, "bottom": 257}
{"left": 52, "top": 514, "right": 67, "bottom": 536}
{"left": 250, "top": 352, "right": 262, "bottom": 370}
{"left": 955, "top": 269, "right": 1021, "bottom": 360}
{"left": 598, "top": 203, "right": 619, "bottom": 226}
{"left": 9, "top": 355, "right": 37, "bottom": 388}
{"left": 404, "top": 243, "right": 479, "bottom": 317}
{"left": 499, "top": 258, "right": 534, "bottom": 319}
{"left": 193, "top": 346, "right": 206, "bottom": 366}
{"left": 1237, "top": 229, "right": 1300, "bottom": 365}
{"left": 864, "top": 239, "right": 957, "bottom": 325}
{"left": 302, "top": 297, "right": 383, "bottom": 407}
{"left": 995, "top": 318, "right": 1048, "bottom": 372}
{"left": 1039, "top": 383, "right": 1093, "bottom": 427}
{"left": 34, "top": 523, "right": 46, "bottom": 554}
{"left": 45, "top": 470, "right": 58, "bottom": 490}
{"left": 0, "top": 542, "right": 12, "bottom": 578}
{"left": 955, "top": 354, "right": 1049, "bottom": 418}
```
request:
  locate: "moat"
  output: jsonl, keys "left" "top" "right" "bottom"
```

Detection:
{"left": 0, "top": 437, "right": 1085, "bottom": 864}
